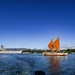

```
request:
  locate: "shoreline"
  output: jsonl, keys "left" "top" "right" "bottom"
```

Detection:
{"left": 0, "top": 51, "right": 22, "bottom": 53}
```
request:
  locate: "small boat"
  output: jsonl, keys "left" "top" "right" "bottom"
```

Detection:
{"left": 43, "top": 52, "right": 67, "bottom": 56}
{"left": 43, "top": 37, "right": 68, "bottom": 56}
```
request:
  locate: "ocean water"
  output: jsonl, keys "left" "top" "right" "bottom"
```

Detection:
{"left": 0, "top": 53, "right": 75, "bottom": 75}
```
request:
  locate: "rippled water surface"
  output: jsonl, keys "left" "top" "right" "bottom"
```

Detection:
{"left": 0, "top": 53, "right": 75, "bottom": 75}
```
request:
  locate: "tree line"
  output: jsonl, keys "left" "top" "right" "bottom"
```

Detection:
{"left": 22, "top": 49, "right": 75, "bottom": 53}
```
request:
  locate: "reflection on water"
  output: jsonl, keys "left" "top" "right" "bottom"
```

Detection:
{"left": 49, "top": 56, "right": 68, "bottom": 75}
{"left": 0, "top": 54, "right": 75, "bottom": 75}
{"left": 49, "top": 56, "right": 61, "bottom": 75}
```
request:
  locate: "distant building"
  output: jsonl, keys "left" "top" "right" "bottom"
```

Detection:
{"left": 0, "top": 45, "right": 5, "bottom": 50}
{"left": 1, "top": 45, "right": 4, "bottom": 49}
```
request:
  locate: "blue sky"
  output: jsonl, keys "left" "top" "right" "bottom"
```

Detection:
{"left": 0, "top": 0, "right": 75, "bottom": 49}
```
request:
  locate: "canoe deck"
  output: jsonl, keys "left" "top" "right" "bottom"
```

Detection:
{"left": 43, "top": 52, "right": 67, "bottom": 56}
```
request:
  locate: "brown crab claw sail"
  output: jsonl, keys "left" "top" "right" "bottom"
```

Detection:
{"left": 53, "top": 37, "right": 60, "bottom": 51}
{"left": 48, "top": 38, "right": 54, "bottom": 52}
{"left": 48, "top": 37, "right": 60, "bottom": 52}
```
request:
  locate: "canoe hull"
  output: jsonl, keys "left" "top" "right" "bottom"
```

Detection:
{"left": 43, "top": 52, "right": 67, "bottom": 56}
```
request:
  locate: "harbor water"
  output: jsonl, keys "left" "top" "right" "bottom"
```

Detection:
{"left": 0, "top": 53, "right": 75, "bottom": 75}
